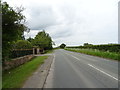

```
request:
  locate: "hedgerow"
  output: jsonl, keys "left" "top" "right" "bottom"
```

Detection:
{"left": 66, "top": 44, "right": 120, "bottom": 53}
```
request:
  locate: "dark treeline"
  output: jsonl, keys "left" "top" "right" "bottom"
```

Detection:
{"left": 66, "top": 44, "right": 120, "bottom": 53}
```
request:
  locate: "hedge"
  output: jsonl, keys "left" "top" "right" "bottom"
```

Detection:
{"left": 66, "top": 44, "right": 120, "bottom": 53}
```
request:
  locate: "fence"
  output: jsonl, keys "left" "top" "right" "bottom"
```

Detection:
{"left": 10, "top": 49, "right": 33, "bottom": 59}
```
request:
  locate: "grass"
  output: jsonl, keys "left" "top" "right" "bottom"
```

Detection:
{"left": 2, "top": 56, "right": 48, "bottom": 88}
{"left": 45, "top": 49, "right": 54, "bottom": 54}
{"left": 45, "top": 48, "right": 59, "bottom": 54}
{"left": 65, "top": 48, "right": 120, "bottom": 61}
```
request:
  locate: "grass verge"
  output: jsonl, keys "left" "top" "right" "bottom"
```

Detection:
{"left": 65, "top": 48, "right": 120, "bottom": 61}
{"left": 45, "top": 48, "right": 61, "bottom": 54}
{"left": 2, "top": 56, "right": 48, "bottom": 88}
{"left": 45, "top": 49, "right": 54, "bottom": 54}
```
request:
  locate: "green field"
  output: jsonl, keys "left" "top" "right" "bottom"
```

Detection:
{"left": 65, "top": 48, "right": 119, "bottom": 61}
{"left": 2, "top": 56, "right": 48, "bottom": 88}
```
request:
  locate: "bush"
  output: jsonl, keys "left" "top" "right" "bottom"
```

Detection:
{"left": 60, "top": 43, "right": 66, "bottom": 48}
{"left": 13, "top": 40, "right": 33, "bottom": 49}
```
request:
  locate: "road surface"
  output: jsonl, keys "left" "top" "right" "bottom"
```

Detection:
{"left": 44, "top": 49, "right": 118, "bottom": 88}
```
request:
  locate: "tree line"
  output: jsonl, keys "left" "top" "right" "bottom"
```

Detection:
{"left": 66, "top": 43, "right": 120, "bottom": 53}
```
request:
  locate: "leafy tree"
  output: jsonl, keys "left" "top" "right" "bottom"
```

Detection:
{"left": 84, "top": 43, "right": 93, "bottom": 46}
{"left": 33, "top": 30, "right": 53, "bottom": 50}
{"left": 27, "top": 37, "right": 34, "bottom": 43}
{"left": 60, "top": 43, "right": 66, "bottom": 48}
{"left": 2, "top": 2, "right": 29, "bottom": 61}
{"left": 13, "top": 40, "right": 33, "bottom": 49}
{"left": 84, "top": 43, "right": 89, "bottom": 46}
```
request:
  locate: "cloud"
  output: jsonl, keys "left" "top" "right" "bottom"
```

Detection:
{"left": 24, "top": 5, "right": 61, "bottom": 30}
{"left": 24, "top": 30, "right": 40, "bottom": 39}
{"left": 4, "top": 0, "right": 119, "bottom": 46}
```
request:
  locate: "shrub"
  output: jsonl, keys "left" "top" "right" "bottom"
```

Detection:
{"left": 13, "top": 40, "right": 33, "bottom": 49}
{"left": 66, "top": 44, "right": 120, "bottom": 53}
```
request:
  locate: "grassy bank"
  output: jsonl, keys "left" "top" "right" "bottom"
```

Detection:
{"left": 3, "top": 56, "right": 48, "bottom": 88}
{"left": 45, "top": 48, "right": 59, "bottom": 54}
{"left": 65, "top": 48, "right": 120, "bottom": 61}
{"left": 45, "top": 49, "right": 54, "bottom": 54}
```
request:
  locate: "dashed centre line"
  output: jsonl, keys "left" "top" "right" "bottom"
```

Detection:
{"left": 65, "top": 53, "right": 118, "bottom": 81}
{"left": 88, "top": 64, "right": 118, "bottom": 81}
{"left": 64, "top": 52, "right": 118, "bottom": 81}
{"left": 64, "top": 52, "right": 80, "bottom": 61}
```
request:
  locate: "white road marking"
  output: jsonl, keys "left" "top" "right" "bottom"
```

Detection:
{"left": 71, "top": 55, "right": 80, "bottom": 61}
{"left": 65, "top": 51, "right": 97, "bottom": 62}
{"left": 64, "top": 50, "right": 118, "bottom": 81}
{"left": 65, "top": 52, "right": 96, "bottom": 62}
{"left": 65, "top": 53, "right": 80, "bottom": 61}
{"left": 64, "top": 51, "right": 118, "bottom": 81}
{"left": 88, "top": 64, "right": 118, "bottom": 81}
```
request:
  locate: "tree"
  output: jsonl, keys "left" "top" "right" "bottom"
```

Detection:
{"left": 84, "top": 43, "right": 89, "bottom": 46}
{"left": 84, "top": 43, "right": 93, "bottom": 46}
{"left": 2, "top": 2, "right": 29, "bottom": 61}
{"left": 33, "top": 30, "right": 53, "bottom": 50}
{"left": 27, "top": 37, "right": 34, "bottom": 43}
{"left": 60, "top": 43, "right": 66, "bottom": 48}
{"left": 13, "top": 40, "right": 33, "bottom": 49}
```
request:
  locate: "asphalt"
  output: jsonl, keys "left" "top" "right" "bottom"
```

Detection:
{"left": 44, "top": 49, "right": 118, "bottom": 88}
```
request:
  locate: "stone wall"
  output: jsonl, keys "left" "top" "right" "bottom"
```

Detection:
{"left": 3, "top": 55, "right": 34, "bottom": 71}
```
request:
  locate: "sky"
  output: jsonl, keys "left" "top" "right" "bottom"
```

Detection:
{"left": 3, "top": 0, "right": 119, "bottom": 47}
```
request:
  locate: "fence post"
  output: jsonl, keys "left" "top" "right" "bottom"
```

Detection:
{"left": 33, "top": 48, "right": 35, "bottom": 55}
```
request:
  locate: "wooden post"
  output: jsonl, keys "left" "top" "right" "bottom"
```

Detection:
{"left": 33, "top": 48, "right": 35, "bottom": 55}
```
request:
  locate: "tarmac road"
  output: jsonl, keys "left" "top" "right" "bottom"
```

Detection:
{"left": 44, "top": 49, "right": 118, "bottom": 88}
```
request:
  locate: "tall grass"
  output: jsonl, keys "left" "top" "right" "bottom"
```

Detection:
{"left": 65, "top": 48, "right": 119, "bottom": 61}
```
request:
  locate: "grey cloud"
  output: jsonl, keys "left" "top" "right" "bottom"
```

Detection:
{"left": 26, "top": 5, "right": 61, "bottom": 30}
{"left": 5, "top": 0, "right": 118, "bottom": 46}
{"left": 53, "top": 30, "right": 72, "bottom": 38}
